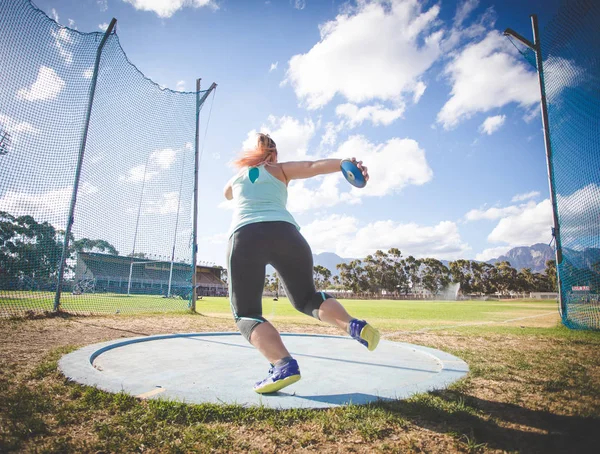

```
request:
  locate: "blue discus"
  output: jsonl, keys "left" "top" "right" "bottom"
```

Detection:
{"left": 340, "top": 159, "right": 367, "bottom": 188}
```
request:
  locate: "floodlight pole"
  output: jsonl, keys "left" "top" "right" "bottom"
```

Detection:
{"left": 504, "top": 14, "right": 563, "bottom": 312}
{"left": 54, "top": 18, "right": 117, "bottom": 311}
{"left": 191, "top": 79, "right": 218, "bottom": 311}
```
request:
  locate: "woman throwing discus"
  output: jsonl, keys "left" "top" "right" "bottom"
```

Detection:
{"left": 224, "top": 133, "right": 380, "bottom": 394}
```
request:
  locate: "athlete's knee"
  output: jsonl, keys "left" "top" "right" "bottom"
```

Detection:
{"left": 301, "top": 291, "right": 334, "bottom": 319}
{"left": 235, "top": 315, "right": 267, "bottom": 342}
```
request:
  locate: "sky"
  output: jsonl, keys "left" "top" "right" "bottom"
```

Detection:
{"left": 15, "top": 0, "right": 566, "bottom": 268}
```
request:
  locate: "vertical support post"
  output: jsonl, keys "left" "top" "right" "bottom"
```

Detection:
{"left": 530, "top": 14, "right": 564, "bottom": 312}
{"left": 54, "top": 18, "right": 117, "bottom": 311}
{"left": 191, "top": 79, "right": 201, "bottom": 312}
{"left": 191, "top": 80, "right": 217, "bottom": 311}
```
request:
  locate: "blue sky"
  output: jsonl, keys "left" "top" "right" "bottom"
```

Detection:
{"left": 24, "top": 0, "right": 564, "bottom": 267}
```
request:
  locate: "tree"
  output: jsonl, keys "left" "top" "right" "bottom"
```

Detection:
{"left": 313, "top": 265, "right": 331, "bottom": 290}
{"left": 72, "top": 238, "right": 118, "bottom": 255}
{"left": 363, "top": 250, "right": 397, "bottom": 294}
{"left": 337, "top": 260, "right": 368, "bottom": 293}
{"left": 419, "top": 258, "right": 451, "bottom": 295}
{"left": 0, "top": 211, "right": 65, "bottom": 287}
{"left": 400, "top": 256, "right": 421, "bottom": 294}
{"left": 517, "top": 267, "right": 536, "bottom": 293}
{"left": 545, "top": 260, "right": 557, "bottom": 291}
{"left": 449, "top": 259, "right": 472, "bottom": 294}
{"left": 494, "top": 261, "right": 518, "bottom": 295}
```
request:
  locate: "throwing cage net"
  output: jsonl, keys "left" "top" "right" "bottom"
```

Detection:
{"left": 0, "top": 0, "right": 217, "bottom": 315}
{"left": 508, "top": 0, "right": 600, "bottom": 330}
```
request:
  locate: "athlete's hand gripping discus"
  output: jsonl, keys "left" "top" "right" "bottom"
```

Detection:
{"left": 340, "top": 158, "right": 367, "bottom": 188}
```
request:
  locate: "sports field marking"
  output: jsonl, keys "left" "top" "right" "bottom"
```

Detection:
{"left": 382, "top": 311, "right": 558, "bottom": 337}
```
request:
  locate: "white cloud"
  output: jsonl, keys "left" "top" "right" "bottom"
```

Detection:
{"left": 145, "top": 191, "right": 180, "bottom": 214}
{"left": 465, "top": 204, "right": 524, "bottom": 222}
{"left": 437, "top": 31, "right": 539, "bottom": 129}
{"left": 284, "top": 0, "right": 442, "bottom": 109}
{"left": 488, "top": 199, "right": 553, "bottom": 246}
{"left": 334, "top": 135, "right": 433, "bottom": 198}
{"left": 122, "top": 0, "right": 218, "bottom": 18}
{"left": 0, "top": 113, "right": 39, "bottom": 138}
{"left": 335, "top": 103, "right": 405, "bottom": 128}
{"left": 120, "top": 164, "right": 159, "bottom": 183}
{"left": 98, "top": 22, "right": 109, "bottom": 31}
{"left": 150, "top": 147, "right": 178, "bottom": 169}
{"left": 287, "top": 174, "right": 342, "bottom": 213}
{"left": 120, "top": 148, "right": 178, "bottom": 183}
{"left": 98, "top": 0, "right": 109, "bottom": 12}
{"left": 269, "top": 62, "right": 278, "bottom": 72}
{"left": 544, "top": 56, "right": 584, "bottom": 101}
{"left": 320, "top": 121, "right": 340, "bottom": 147}
{"left": 242, "top": 115, "right": 317, "bottom": 162}
{"left": 512, "top": 191, "right": 539, "bottom": 202}
{"left": 68, "top": 19, "right": 77, "bottom": 29}
{"left": 51, "top": 27, "right": 74, "bottom": 64}
{"left": 454, "top": 0, "right": 479, "bottom": 27}
{"left": 0, "top": 187, "right": 71, "bottom": 228}
{"left": 479, "top": 114, "right": 505, "bottom": 135}
{"left": 292, "top": 0, "right": 306, "bottom": 10}
{"left": 475, "top": 246, "right": 512, "bottom": 261}
{"left": 413, "top": 81, "right": 426, "bottom": 103}
{"left": 17, "top": 66, "right": 65, "bottom": 101}
{"left": 302, "top": 215, "right": 470, "bottom": 260}
{"left": 176, "top": 80, "right": 186, "bottom": 91}
{"left": 557, "top": 184, "right": 600, "bottom": 245}
{"left": 51, "top": 8, "right": 59, "bottom": 22}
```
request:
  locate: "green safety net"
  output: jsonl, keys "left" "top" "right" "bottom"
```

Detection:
{"left": 535, "top": 0, "right": 599, "bottom": 329}
{"left": 0, "top": 0, "right": 220, "bottom": 315}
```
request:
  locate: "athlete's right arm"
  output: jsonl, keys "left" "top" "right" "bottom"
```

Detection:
{"left": 279, "top": 159, "right": 343, "bottom": 182}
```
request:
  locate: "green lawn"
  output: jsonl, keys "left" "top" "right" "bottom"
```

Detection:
{"left": 1, "top": 292, "right": 559, "bottom": 333}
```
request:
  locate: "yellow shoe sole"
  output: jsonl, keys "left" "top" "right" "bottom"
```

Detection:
{"left": 361, "top": 324, "right": 380, "bottom": 351}
{"left": 254, "top": 374, "right": 301, "bottom": 394}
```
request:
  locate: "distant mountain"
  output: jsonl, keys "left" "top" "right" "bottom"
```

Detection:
{"left": 488, "top": 243, "right": 555, "bottom": 272}
{"left": 265, "top": 244, "right": 596, "bottom": 277}
{"left": 266, "top": 252, "right": 351, "bottom": 277}
{"left": 312, "top": 252, "right": 352, "bottom": 276}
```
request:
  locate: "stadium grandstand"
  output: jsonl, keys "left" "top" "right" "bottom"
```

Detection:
{"left": 73, "top": 252, "right": 226, "bottom": 297}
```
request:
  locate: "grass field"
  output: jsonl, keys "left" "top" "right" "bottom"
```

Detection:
{"left": 1, "top": 296, "right": 599, "bottom": 453}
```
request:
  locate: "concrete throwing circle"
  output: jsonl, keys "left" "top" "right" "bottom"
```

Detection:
{"left": 59, "top": 332, "right": 469, "bottom": 409}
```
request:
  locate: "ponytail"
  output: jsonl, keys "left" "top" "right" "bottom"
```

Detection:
{"left": 233, "top": 133, "right": 277, "bottom": 168}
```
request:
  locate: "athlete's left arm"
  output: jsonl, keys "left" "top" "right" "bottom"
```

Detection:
{"left": 223, "top": 179, "right": 233, "bottom": 200}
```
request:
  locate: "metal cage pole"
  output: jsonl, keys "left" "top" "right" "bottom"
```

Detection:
{"left": 191, "top": 80, "right": 217, "bottom": 311}
{"left": 54, "top": 18, "right": 117, "bottom": 311}
{"left": 504, "top": 14, "right": 564, "bottom": 314}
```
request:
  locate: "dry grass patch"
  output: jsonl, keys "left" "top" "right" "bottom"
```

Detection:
{"left": 1, "top": 313, "right": 599, "bottom": 453}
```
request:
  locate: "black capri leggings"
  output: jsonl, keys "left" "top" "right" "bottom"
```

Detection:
{"left": 226, "top": 221, "right": 332, "bottom": 341}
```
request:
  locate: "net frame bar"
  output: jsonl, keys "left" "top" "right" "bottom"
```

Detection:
{"left": 54, "top": 18, "right": 117, "bottom": 311}
{"left": 504, "top": 15, "right": 565, "bottom": 317}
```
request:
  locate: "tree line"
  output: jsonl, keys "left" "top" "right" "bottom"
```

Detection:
{"left": 2, "top": 212, "right": 558, "bottom": 296}
{"left": 266, "top": 248, "right": 558, "bottom": 297}
{"left": 1, "top": 211, "right": 126, "bottom": 289}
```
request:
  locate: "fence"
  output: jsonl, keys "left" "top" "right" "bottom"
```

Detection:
{"left": 0, "top": 0, "right": 216, "bottom": 315}
{"left": 506, "top": 0, "right": 599, "bottom": 330}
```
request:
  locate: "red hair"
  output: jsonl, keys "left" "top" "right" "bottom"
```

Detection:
{"left": 233, "top": 133, "right": 277, "bottom": 168}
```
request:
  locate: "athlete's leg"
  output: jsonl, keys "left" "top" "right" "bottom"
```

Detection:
{"left": 270, "top": 223, "right": 380, "bottom": 350}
